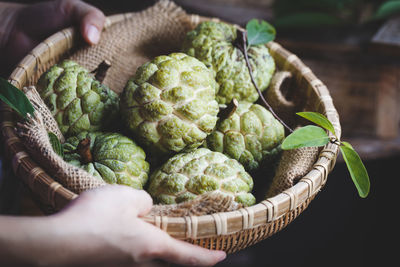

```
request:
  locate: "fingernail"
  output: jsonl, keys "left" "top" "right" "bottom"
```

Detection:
{"left": 87, "top": 25, "right": 100, "bottom": 44}
{"left": 216, "top": 251, "right": 226, "bottom": 261}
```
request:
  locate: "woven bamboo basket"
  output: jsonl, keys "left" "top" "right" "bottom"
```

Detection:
{"left": 1, "top": 5, "right": 340, "bottom": 253}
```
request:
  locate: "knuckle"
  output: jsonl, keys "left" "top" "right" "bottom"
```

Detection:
{"left": 140, "top": 190, "right": 153, "bottom": 204}
{"left": 132, "top": 189, "right": 152, "bottom": 204}
{"left": 90, "top": 8, "right": 105, "bottom": 19}
{"left": 56, "top": 0, "right": 77, "bottom": 16}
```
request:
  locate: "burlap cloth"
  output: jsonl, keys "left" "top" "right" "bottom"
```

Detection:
{"left": 16, "top": 0, "right": 319, "bottom": 215}
{"left": 17, "top": 87, "right": 106, "bottom": 194}
{"left": 70, "top": 0, "right": 192, "bottom": 94}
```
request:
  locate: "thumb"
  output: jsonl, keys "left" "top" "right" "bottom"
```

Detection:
{"left": 93, "top": 185, "right": 154, "bottom": 217}
{"left": 69, "top": 0, "right": 106, "bottom": 45}
{"left": 13, "top": 0, "right": 105, "bottom": 44}
{"left": 63, "top": 185, "right": 153, "bottom": 218}
{"left": 125, "top": 187, "right": 154, "bottom": 217}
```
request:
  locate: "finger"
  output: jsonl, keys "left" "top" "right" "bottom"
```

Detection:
{"left": 116, "top": 186, "right": 153, "bottom": 217}
{"left": 13, "top": 0, "right": 105, "bottom": 44}
{"left": 61, "top": 185, "right": 153, "bottom": 218}
{"left": 68, "top": 0, "right": 106, "bottom": 45}
{"left": 88, "top": 185, "right": 153, "bottom": 216}
{"left": 149, "top": 229, "right": 226, "bottom": 266}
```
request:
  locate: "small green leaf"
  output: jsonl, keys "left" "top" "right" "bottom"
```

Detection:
{"left": 341, "top": 141, "right": 353, "bottom": 149}
{"left": 340, "top": 144, "right": 370, "bottom": 198}
{"left": 48, "top": 132, "right": 64, "bottom": 157}
{"left": 297, "top": 112, "right": 336, "bottom": 136}
{"left": 281, "top": 125, "right": 330, "bottom": 150}
{"left": 0, "top": 77, "right": 35, "bottom": 119}
{"left": 246, "top": 19, "right": 276, "bottom": 46}
{"left": 372, "top": 1, "right": 400, "bottom": 20}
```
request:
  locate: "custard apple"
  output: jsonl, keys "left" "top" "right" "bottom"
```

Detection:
{"left": 63, "top": 132, "right": 149, "bottom": 189}
{"left": 205, "top": 102, "right": 285, "bottom": 171}
{"left": 147, "top": 148, "right": 255, "bottom": 206}
{"left": 120, "top": 53, "right": 219, "bottom": 154}
{"left": 182, "top": 21, "right": 275, "bottom": 105}
{"left": 37, "top": 60, "right": 119, "bottom": 137}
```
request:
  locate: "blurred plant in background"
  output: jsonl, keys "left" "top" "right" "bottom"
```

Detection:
{"left": 273, "top": 0, "right": 400, "bottom": 29}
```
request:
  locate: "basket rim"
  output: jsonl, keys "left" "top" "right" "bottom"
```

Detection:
{"left": 2, "top": 10, "right": 341, "bottom": 240}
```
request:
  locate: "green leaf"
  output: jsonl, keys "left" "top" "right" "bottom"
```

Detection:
{"left": 246, "top": 19, "right": 276, "bottom": 46}
{"left": 281, "top": 125, "right": 330, "bottom": 150}
{"left": 340, "top": 144, "right": 370, "bottom": 198}
{"left": 297, "top": 112, "right": 336, "bottom": 136}
{"left": 48, "top": 132, "right": 64, "bottom": 158}
{"left": 0, "top": 77, "right": 35, "bottom": 119}
{"left": 341, "top": 140, "right": 353, "bottom": 149}
{"left": 273, "top": 12, "right": 343, "bottom": 29}
{"left": 372, "top": 1, "right": 400, "bottom": 20}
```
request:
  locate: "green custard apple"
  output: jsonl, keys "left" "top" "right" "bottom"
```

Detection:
{"left": 63, "top": 132, "right": 149, "bottom": 189}
{"left": 205, "top": 102, "right": 285, "bottom": 171}
{"left": 120, "top": 53, "right": 219, "bottom": 154}
{"left": 147, "top": 148, "right": 255, "bottom": 206}
{"left": 182, "top": 21, "right": 276, "bottom": 105}
{"left": 37, "top": 60, "right": 119, "bottom": 137}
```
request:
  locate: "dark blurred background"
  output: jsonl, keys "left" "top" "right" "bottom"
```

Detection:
{"left": 1, "top": 1, "right": 398, "bottom": 266}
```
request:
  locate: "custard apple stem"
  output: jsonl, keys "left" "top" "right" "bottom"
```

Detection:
{"left": 234, "top": 29, "right": 293, "bottom": 134}
{"left": 91, "top": 60, "right": 111, "bottom": 83}
{"left": 77, "top": 138, "right": 93, "bottom": 164}
{"left": 218, "top": 98, "right": 238, "bottom": 121}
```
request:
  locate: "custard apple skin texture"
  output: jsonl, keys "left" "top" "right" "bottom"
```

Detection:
{"left": 63, "top": 132, "right": 149, "bottom": 189}
{"left": 120, "top": 53, "right": 219, "bottom": 154}
{"left": 147, "top": 148, "right": 256, "bottom": 206}
{"left": 182, "top": 21, "right": 276, "bottom": 105}
{"left": 205, "top": 102, "right": 285, "bottom": 171}
{"left": 37, "top": 60, "right": 119, "bottom": 137}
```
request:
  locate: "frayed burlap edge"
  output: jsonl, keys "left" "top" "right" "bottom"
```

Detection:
{"left": 16, "top": 86, "right": 106, "bottom": 194}
{"left": 23, "top": 86, "right": 65, "bottom": 143}
{"left": 150, "top": 192, "right": 242, "bottom": 217}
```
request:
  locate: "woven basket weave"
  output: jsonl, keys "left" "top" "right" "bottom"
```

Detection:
{"left": 1, "top": 2, "right": 340, "bottom": 253}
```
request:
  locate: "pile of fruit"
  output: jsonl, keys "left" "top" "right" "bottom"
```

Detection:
{"left": 36, "top": 21, "right": 285, "bottom": 207}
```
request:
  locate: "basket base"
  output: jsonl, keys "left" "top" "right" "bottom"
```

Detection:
{"left": 186, "top": 197, "right": 314, "bottom": 253}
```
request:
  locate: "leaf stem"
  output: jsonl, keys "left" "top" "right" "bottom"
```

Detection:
{"left": 233, "top": 29, "right": 293, "bottom": 133}
{"left": 329, "top": 137, "right": 341, "bottom": 146}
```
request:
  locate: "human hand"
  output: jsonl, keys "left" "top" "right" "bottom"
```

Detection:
{"left": 0, "top": 0, "right": 106, "bottom": 76}
{"left": 49, "top": 185, "right": 226, "bottom": 266}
